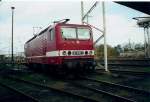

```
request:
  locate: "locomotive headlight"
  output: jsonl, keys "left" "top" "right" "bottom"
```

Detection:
{"left": 85, "top": 51, "right": 88, "bottom": 55}
{"left": 89, "top": 50, "right": 93, "bottom": 55}
{"left": 68, "top": 51, "right": 71, "bottom": 55}
{"left": 62, "top": 51, "right": 67, "bottom": 55}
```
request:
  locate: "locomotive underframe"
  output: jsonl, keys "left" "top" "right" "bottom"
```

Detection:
{"left": 28, "top": 58, "right": 95, "bottom": 71}
{"left": 62, "top": 58, "right": 95, "bottom": 70}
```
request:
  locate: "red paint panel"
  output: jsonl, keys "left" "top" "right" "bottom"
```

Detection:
{"left": 25, "top": 23, "right": 94, "bottom": 66}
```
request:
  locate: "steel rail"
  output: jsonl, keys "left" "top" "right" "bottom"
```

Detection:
{"left": 4, "top": 76, "right": 100, "bottom": 102}
{"left": 101, "top": 63, "right": 150, "bottom": 67}
{"left": 5, "top": 75, "right": 136, "bottom": 102}
{"left": 110, "top": 69, "right": 150, "bottom": 75}
{"left": 0, "top": 81, "right": 40, "bottom": 102}
{"left": 97, "top": 58, "right": 150, "bottom": 61}
{"left": 96, "top": 68, "right": 150, "bottom": 75}
{"left": 80, "top": 76, "right": 150, "bottom": 95}
{"left": 70, "top": 81, "right": 136, "bottom": 102}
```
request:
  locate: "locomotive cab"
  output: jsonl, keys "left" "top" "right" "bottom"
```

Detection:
{"left": 56, "top": 24, "right": 95, "bottom": 70}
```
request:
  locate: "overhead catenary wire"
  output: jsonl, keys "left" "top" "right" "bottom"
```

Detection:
{"left": 81, "top": 1, "right": 108, "bottom": 72}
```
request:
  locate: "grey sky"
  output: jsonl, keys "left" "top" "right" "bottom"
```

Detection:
{"left": 0, "top": 1, "right": 149, "bottom": 54}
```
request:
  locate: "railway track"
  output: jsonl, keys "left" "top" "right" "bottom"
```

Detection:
{"left": 1, "top": 65, "right": 150, "bottom": 102}
{"left": 81, "top": 76, "right": 150, "bottom": 94}
{"left": 70, "top": 76, "right": 150, "bottom": 102}
{"left": 101, "top": 63, "right": 150, "bottom": 67}
{"left": 2, "top": 75, "right": 143, "bottom": 102}
{"left": 0, "top": 83, "right": 36, "bottom": 102}
{"left": 96, "top": 68, "right": 150, "bottom": 76}
{"left": 1, "top": 75, "right": 102, "bottom": 102}
{"left": 0, "top": 76, "right": 96, "bottom": 102}
{"left": 69, "top": 82, "right": 136, "bottom": 102}
{"left": 0, "top": 80, "right": 39, "bottom": 102}
{"left": 98, "top": 58, "right": 150, "bottom": 67}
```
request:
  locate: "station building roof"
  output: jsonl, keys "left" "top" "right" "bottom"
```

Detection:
{"left": 116, "top": 2, "right": 150, "bottom": 15}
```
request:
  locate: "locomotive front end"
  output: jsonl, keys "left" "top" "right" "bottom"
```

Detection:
{"left": 57, "top": 24, "right": 95, "bottom": 70}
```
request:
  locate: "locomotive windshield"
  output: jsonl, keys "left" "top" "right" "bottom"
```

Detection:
{"left": 61, "top": 28, "right": 76, "bottom": 39}
{"left": 77, "top": 28, "right": 90, "bottom": 39}
{"left": 61, "top": 27, "right": 90, "bottom": 40}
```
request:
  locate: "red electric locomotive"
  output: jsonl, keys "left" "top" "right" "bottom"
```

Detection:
{"left": 24, "top": 19, "right": 95, "bottom": 72}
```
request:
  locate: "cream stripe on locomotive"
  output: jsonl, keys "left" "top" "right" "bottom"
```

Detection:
{"left": 26, "top": 50, "right": 94, "bottom": 58}
{"left": 46, "top": 51, "right": 59, "bottom": 57}
{"left": 46, "top": 50, "right": 94, "bottom": 57}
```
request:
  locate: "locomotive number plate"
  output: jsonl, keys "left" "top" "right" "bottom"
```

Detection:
{"left": 72, "top": 51, "right": 84, "bottom": 55}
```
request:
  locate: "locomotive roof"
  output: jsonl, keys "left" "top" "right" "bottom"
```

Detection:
{"left": 25, "top": 23, "right": 90, "bottom": 44}
{"left": 25, "top": 26, "right": 51, "bottom": 44}
{"left": 57, "top": 23, "right": 91, "bottom": 27}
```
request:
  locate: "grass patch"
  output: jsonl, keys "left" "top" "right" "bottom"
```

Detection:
{"left": 117, "top": 90, "right": 129, "bottom": 97}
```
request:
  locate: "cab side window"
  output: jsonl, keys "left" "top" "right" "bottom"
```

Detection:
{"left": 49, "top": 29, "right": 54, "bottom": 41}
